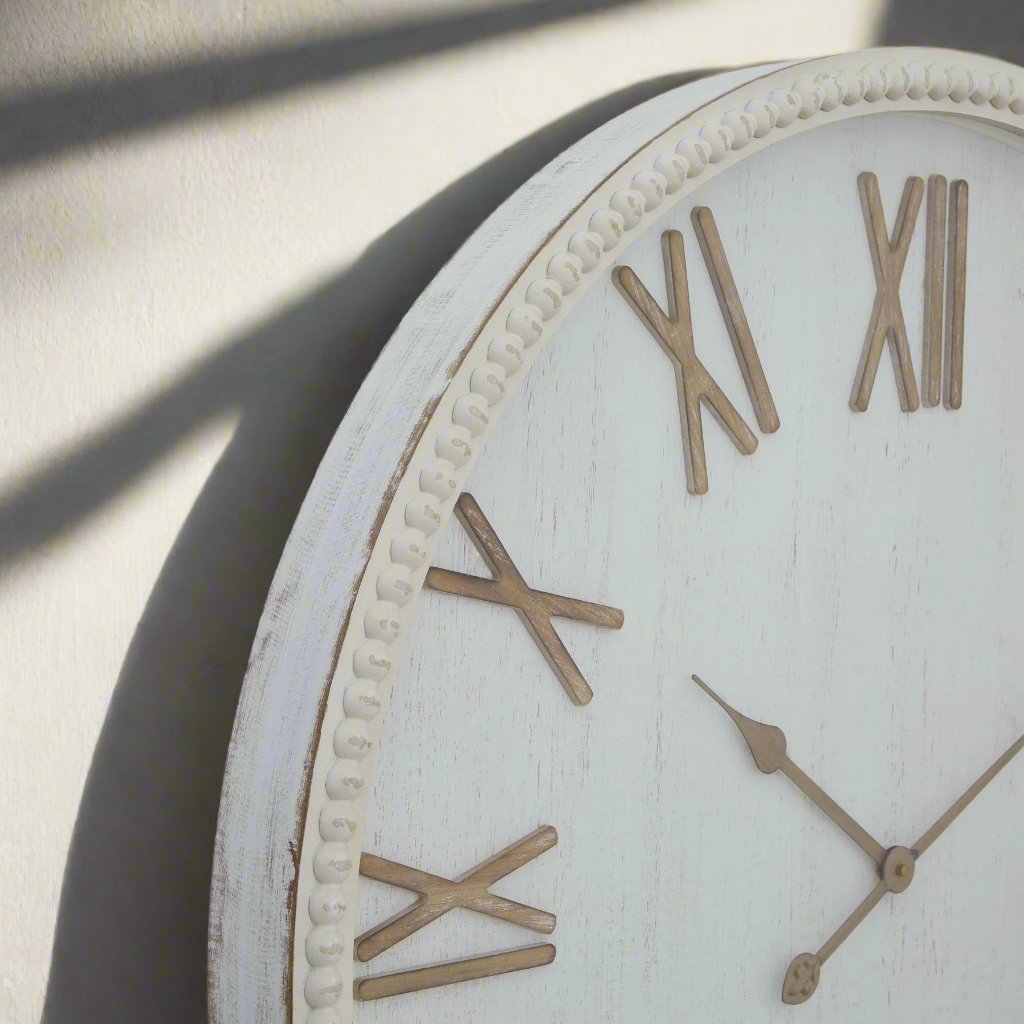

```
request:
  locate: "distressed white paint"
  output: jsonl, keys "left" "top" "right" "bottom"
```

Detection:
{"left": 359, "top": 112, "right": 1024, "bottom": 1021}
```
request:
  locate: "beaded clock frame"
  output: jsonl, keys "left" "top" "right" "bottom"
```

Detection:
{"left": 208, "top": 47, "right": 1024, "bottom": 1024}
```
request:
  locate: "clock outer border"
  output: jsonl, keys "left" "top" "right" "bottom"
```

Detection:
{"left": 207, "top": 47, "right": 1024, "bottom": 1024}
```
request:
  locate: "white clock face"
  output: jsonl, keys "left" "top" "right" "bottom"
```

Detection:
{"left": 355, "top": 111, "right": 1024, "bottom": 1022}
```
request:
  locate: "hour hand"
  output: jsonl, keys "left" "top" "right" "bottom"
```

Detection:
{"left": 691, "top": 675, "right": 886, "bottom": 867}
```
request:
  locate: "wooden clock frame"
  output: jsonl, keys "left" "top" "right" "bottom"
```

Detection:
{"left": 207, "top": 47, "right": 1024, "bottom": 1023}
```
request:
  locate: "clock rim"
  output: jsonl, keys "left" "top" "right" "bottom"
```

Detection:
{"left": 207, "top": 47, "right": 1024, "bottom": 1024}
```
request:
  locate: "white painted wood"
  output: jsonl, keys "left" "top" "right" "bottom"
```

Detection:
{"left": 358, "top": 111, "right": 1024, "bottom": 1022}
{"left": 209, "top": 49, "right": 1024, "bottom": 1024}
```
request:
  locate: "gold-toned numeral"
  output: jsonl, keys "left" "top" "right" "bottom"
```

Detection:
{"left": 425, "top": 494, "right": 623, "bottom": 707}
{"left": 852, "top": 172, "right": 924, "bottom": 412}
{"left": 355, "top": 826, "right": 558, "bottom": 1000}
{"left": 855, "top": 171, "right": 969, "bottom": 413}
{"left": 614, "top": 208, "right": 779, "bottom": 495}
{"left": 924, "top": 175, "right": 969, "bottom": 408}
{"left": 945, "top": 178, "right": 969, "bottom": 409}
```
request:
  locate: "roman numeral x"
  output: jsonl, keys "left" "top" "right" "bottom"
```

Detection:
{"left": 425, "top": 494, "right": 623, "bottom": 707}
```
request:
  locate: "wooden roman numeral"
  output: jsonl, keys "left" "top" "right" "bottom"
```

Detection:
{"left": 355, "top": 826, "right": 558, "bottom": 1000}
{"left": 853, "top": 172, "right": 968, "bottom": 412}
{"left": 425, "top": 494, "right": 623, "bottom": 707}
{"left": 923, "top": 175, "right": 969, "bottom": 409}
{"left": 614, "top": 207, "right": 780, "bottom": 496}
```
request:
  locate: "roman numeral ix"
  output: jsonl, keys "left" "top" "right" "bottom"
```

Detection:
{"left": 355, "top": 826, "right": 558, "bottom": 1000}
{"left": 614, "top": 207, "right": 780, "bottom": 496}
{"left": 853, "top": 171, "right": 968, "bottom": 412}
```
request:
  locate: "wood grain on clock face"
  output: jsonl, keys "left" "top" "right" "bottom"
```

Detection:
{"left": 355, "top": 112, "right": 1024, "bottom": 1022}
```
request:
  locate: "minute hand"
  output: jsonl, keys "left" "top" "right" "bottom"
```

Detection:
{"left": 912, "top": 731, "right": 1024, "bottom": 859}
{"left": 692, "top": 675, "right": 886, "bottom": 867}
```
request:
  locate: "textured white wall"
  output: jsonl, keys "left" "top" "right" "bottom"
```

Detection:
{"left": 10, "top": 2, "right": 1010, "bottom": 1021}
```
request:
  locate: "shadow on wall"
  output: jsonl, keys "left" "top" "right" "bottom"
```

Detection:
{"left": 0, "top": 0, "right": 649, "bottom": 171}
{"left": 878, "top": 0, "right": 1023, "bottom": 64}
{"left": 31, "top": 60, "right": 703, "bottom": 1024}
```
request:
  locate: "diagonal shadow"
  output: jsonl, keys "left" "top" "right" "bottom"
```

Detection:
{"left": 0, "top": 0, "right": 652, "bottom": 172}
{"left": 876, "top": 0, "right": 1023, "bottom": 63}
{"left": 38, "top": 71, "right": 705, "bottom": 1024}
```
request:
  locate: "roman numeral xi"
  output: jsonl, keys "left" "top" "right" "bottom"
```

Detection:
{"left": 615, "top": 207, "right": 780, "bottom": 496}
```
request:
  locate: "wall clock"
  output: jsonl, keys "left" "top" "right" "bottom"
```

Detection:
{"left": 209, "top": 47, "right": 1024, "bottom": 1023}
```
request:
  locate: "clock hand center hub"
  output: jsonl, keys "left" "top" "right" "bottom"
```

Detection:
{"left": 881, "top": 845, "right": 916, "bottom": 894}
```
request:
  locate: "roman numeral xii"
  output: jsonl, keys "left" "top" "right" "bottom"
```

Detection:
{"left": 852, "top": 172, "right": 968, "bottom": 412}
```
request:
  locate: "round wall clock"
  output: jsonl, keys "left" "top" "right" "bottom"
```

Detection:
{"left": 209, "top": 47, "right": 1024, "bottom": 1023}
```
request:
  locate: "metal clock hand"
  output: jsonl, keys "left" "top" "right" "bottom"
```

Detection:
{"left": 781, "top": 882, "right": 884, "bottom": 1005}
{"left": 912, "top": 731, "right": 1024, "bottom": 858}
{"left": 781, "top": 844, "right": 916, "bottom": 1005}
{"left": 783, "top": 731, "right": 1023, "bottom": 1004}
{"left": 691, "top": 675, "right": 886, "bottom": 866}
